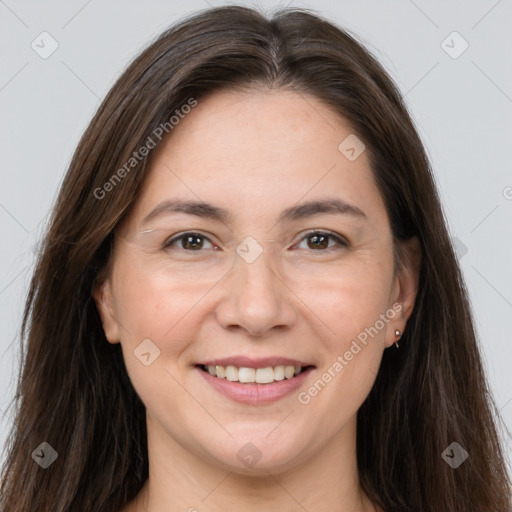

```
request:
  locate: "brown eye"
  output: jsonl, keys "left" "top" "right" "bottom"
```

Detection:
{"left": 295, "top": 231, "right": 348, "bottom": 251}
{"left": 163, "top": 232, "right": 215, "bottom": 251}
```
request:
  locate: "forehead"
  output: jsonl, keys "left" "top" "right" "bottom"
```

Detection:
{"left": 123, "top": 88, "right": 387, "bottom": 230}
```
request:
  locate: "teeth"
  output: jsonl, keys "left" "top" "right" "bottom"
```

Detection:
{"left": 225, "top": 365, "right": 238, "bottom": 381}
{"left": 255, "top": 367, "right": 274, "bottom": 384}
{"left": 216, "top": 365, "right": 226, "bottom": 379}
{"left": 238, "top": 367, "right": 255, "bottom": 383}
{"left": 204, "top": 364, "right": 307, "bottom": 383}
{"left": 274, "top": 365, "right": 285, "bottom": 381}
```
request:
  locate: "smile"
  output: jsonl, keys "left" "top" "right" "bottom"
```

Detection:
{"left": 195, "top": 364, "right": 315, "bottom": 405}
{"left": 197, "top": 364, "right": 311, "bottom": 383}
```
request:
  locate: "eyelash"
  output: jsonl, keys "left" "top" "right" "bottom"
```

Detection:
{"left": 162, "top": 230, "right": 349, "bottom": 252}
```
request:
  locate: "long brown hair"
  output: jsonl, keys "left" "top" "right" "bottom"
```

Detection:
{"left": 1, "top": 5, "right": 510, "bottom": 511}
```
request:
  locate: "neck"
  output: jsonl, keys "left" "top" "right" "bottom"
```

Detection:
{"left": 129, "top": 413, "right": 378, "bottom": 512}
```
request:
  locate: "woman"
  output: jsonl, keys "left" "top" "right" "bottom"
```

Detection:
{"left": 0, "top": 5, "right": 510, "bottom": 512}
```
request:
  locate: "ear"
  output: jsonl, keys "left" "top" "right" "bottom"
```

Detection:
{"left": 387, "top": 236, "right": 422, "bottom": 348}
{"left": 92, "top": 276, "right": 121, "bottom": 344}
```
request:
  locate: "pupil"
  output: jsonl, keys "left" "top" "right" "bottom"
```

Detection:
{"left": 184, "top": 235, "right": 203, "bottom": 250}
{"left": 309, "top": 234, "right": 328, "bottom": 250}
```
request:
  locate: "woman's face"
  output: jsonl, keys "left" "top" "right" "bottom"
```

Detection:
{"left": 94, "top": 88, "right": 419, "bottom": 474}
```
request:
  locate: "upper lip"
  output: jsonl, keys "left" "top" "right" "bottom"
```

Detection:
{"left": 197, "top": 356, "right": 315, "bottom": 368}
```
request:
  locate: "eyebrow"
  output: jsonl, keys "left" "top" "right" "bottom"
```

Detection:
{"left": 140, "top": 197, "right": 367, "bottom": 227}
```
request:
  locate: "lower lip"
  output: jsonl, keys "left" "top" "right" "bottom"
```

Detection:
{"left": 196, "top": 366, "right": 315, "bottom": 405}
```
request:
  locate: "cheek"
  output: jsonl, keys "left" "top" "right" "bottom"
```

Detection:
{"left": 294, "top": 261, "right": 392, "bottom": 407}
{"left": 111, "top": 250, "right": 216, "bottom": 341}
{"left": 111, "top": 262, "right": 202, "bottom": 409}
{"left": 296, "top": 257, "right": 393, "bottom": 344}
{"left": 298, "top": 301, "right": 388, "bottom": 431}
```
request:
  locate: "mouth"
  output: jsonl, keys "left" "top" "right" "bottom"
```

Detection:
{"left": 194, "top": 361, "right": 316, "bottom": 405}
{"left": 195, "top": 363, "right": 315, "bottom": 384}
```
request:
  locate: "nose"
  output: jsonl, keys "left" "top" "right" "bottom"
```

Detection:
{"left": 214, "top": 244, "right": 298, "bottom": 337}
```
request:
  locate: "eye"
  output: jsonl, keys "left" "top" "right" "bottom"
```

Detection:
{"left": 294, "top": 230, "right": 349, "bottom": 251}
{"left": 162, "top": 232, "right": 216, "bottom": 251}
{"left": 162, "top": 230, "right": 349, "bottom": 252}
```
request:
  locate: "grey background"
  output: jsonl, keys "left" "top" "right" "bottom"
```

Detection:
{"left": 1, "top": 0, "right": 511, "bottom": 470}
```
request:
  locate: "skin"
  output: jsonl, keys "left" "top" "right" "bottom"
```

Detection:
{"left": 94, "top": 88, "right": 421, "bottom": 512}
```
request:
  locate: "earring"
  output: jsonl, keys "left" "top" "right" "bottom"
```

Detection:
{"left": 394, "top": 329, "right": 402, "bottom": 349}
